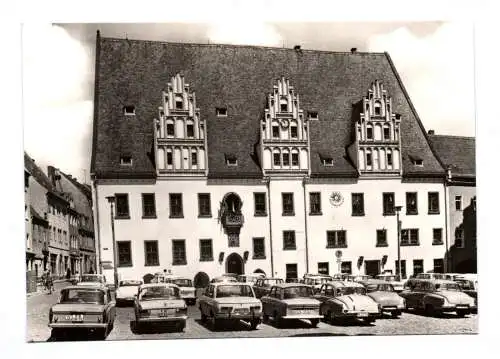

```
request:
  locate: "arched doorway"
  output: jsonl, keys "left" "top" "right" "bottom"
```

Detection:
{"left": 226, "top": 253, "right": 244, "bottom": 275}
{"left": 143, "top": 273, "right": 154, "bottom": 284}
{"left": 254, "top": 269, "right": 266, "bottom": 276}
{"left": 194, "top": 271, "right": 210, "bottom": 288}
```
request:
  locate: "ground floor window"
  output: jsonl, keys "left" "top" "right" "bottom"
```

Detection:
{"left": 413, "top": 259, "right": 424, "bottom": 276}
{"left": 341, "top": 261, "right": 352, "bottom": 274}
{"left": 395, "top": 260, "right": 407, "bottom": 279}
{"left": 433, "top": 258, "right": 444, "bottom": 273}
{"left": 286, "top": 263, "right": 298, "bottom": 282}
{"left": 117, "top": 241, "right": 132, "bottom": 267}
{"left": 318, "top": 262, "right": 329, "bottom": 275}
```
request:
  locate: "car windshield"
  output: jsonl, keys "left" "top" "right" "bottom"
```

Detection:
{"left": 379, "top": 275, "right": 398, "bottom": 282}
{"left": 216, "top": 285, "right": 254, "bottom": 298}
{"left": 283, "top": 286, "right": 313, "bottom": 299}
{"left": 435, "top": 283, "right": 460, "bottom": 291}
{"left": 213, "top": 277, "right": 237, "bottom": 283}
{"left": 313, "top": 278, "right": 330, "bottom": 285}
{"left": 455, "top": 280, "right": 475, "bottom": 290}
{"left": 60, "top": 288, "right": 105, "bottom": 304}
{"left": 264, "top": 279, "right": 284, "bottom": 286}
{"left": 171, "top": 279, "right": 193, "bottom": 287}
{"left": 139, "top": 286, "right": 180, "bottom": 300}
{"left": 119, "top": 280, "right": 141, "bottom": 287}
{"left": 80, "top": 275, "right": 103, "bottom": 283}
{"left": 337, "top": 287, "right": 366, "bottom": 296}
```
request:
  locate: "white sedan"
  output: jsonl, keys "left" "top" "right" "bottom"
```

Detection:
{"left": 115, "top": 280, "right": 142, "bottom": 306}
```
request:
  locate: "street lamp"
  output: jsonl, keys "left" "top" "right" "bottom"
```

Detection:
{"left": 106, "top": 196, "right": 119, "bottom": 289}
{"left": 395, "top": 205, "right": 403, "bottom": 280}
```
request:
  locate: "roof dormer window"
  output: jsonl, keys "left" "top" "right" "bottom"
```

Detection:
{"left": 225, "top": 153, "right": 237, "bottom": 166}
{"left": 323, "top": 158, "right": 334, "bottom": 166}
{"left": 410, "top": 155, "right": 423, "bottom": 167}
{"left": 123, "top": 106, "right": 135, "bottom": 115}
{"left": 120, "top": 156, "right": 132, "bottom": 166}
{"left": 216, "top": 107, "right": 227, "bottom": 117}
{"left": 308, "top": 111, "right": 318, "bottom": 120}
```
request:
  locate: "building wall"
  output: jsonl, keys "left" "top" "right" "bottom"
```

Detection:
{"left": 46, "top": 200, "right": 70, "bottom": 277}
{"left": 95, "top": 177, "right": 447, "bottom": 281}
{"left": 447, "top": 185, "right": 476, "bottom": 272}
{"left": 25, "top": 172, "right": 33, "bottom": 263}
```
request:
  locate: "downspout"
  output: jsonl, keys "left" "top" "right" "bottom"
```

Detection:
{"left": 444, "top": 169, "right": 450, "bottom": 272}
{"left": 92, "top": 178, "right": 103, "bottom": 274}
{"left": 266, "top": 177, "right": 274, "bottom": 276}
{"left": 302, "top": 177, "right": 309, "bottom": 274}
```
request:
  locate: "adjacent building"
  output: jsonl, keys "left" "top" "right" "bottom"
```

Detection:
{"left": 91, "top": 33, "right": 451, "bottom": 285}
{"left": 428, "top": 133, "right": 476, "bottom": 273}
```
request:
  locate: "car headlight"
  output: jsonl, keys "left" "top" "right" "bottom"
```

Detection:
{"left": 342, "top": 304, "right": 349, "bottom": 313}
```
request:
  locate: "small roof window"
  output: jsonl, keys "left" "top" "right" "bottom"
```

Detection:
{"left": 308, "top": 111, "right": 318, "bottom": 120}
{"left": 120, "top": 155, "right": 132, "bottom": 166}
{"left": 224, "top": 153, "right": 237, "bottom": 166}
{"left": 216, "top": 107, "right": 228, "bottom": 117}
{"left": 123, "top": 106, "right": 135, "bottom": 115}
{"left": 319, "top": 153, "right": 333, "bottom": 166}
{"left": 409, "top": 155, "right": 423, "bottom": 167}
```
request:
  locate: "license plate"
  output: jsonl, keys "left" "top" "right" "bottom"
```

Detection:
{"left": 294, "top": 310, "right": 311, "bottom": 315}
{"left": 159, "top": 309, "right": 175, "bottom": 317}
{"left": 456, "top": 306, "right": 468, "bottom": 309}
{"left": 358, "top": 312, "right": 368, "bottom": 317}
{"left": 234, "top": 308, "right": 249, "bottom": 314}
{"left": 66, "top": 314, "right": 84, "bottom": 322}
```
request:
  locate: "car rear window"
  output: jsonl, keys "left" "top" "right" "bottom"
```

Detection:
{"left": 139, "top": 286, "right": 180, "bottom": 300}
{"left": 60, "top": 289, "right": 105, "bottom": 304}
{"left": 283, "top": 286, "right": 313, "bottom": 299}
{"left": 216, "top": 285, "right": 254, "bottom": 298}
{"left": 171, "top": 279, "right": 193, "bottom": 287}
{"left": 80, "top": 275, "right": 103, "bottom": 283}
{"left": 120, "top": 280, "right": 142, "bottom": 287}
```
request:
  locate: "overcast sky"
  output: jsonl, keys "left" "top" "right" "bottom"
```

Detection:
{"left": 21, "top": 22, "right": 475, "bottom": 184}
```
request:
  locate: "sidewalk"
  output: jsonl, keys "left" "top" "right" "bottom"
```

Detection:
{"left": 26, "top": 279, "right": 69, "bottom": 298}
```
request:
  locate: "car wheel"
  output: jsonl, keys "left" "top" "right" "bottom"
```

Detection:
{"left": 456, "top": 309, "right": 469, "bottom": 318}
{"left": 211, "top": 313, "right": 219, "bottom": 330}
{"left": 391, "top": 311, "right": 400, "bottom": 319}
{"left": 262, "top": 312, "right": 269, "bottom": 323}
{"left": 178, "top": 320, "right": 186, "bottom": 332}
{"left": 327, "top": 311, "right": 335, "bottom": 324}
{"left": 51, "top": 328, "right": 64, "bottom": 340}
{"left": 250, "top": 319, "right": 259, "bottom": 330}
{"left": 310, "top": 319, "right": 319, "bottom": 328}
{"left": 363, "top": 317, "right": 376, "bottom": 325}
{"left": 274, "top": 311, "right": 283, "bottom": 328}
{"left": 425, "top": 304, "right": 435, "bottom": 317}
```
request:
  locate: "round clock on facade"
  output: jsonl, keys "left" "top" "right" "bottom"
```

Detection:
{"left": 280, "top": 119, "right": 289, "bottom": 128}
{"left": 329, "top": 192, "right": 344, "bottom": 207}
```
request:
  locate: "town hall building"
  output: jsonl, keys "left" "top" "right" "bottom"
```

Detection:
{"left": 91, "top": 32, "right": 449, "bottom": 286}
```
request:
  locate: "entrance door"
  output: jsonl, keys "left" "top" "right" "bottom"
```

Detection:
{"left": 365, "top": 260, "right": 381, "bottom": 277}
{"left": 226, "top": 253, "right": 244, "bottom": 275}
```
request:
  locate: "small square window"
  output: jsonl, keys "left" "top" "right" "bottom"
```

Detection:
{"left": 187, "top": 124, "right": 194, "bottom": 138}
{"left": 323, "top": 158, "right": 334, "bottom": 166}
{"left": 120, "top": 156, "right": 132, "bottom": 166}
{"left": 414, "top": 159, "right": 423, "bottom": 167}
{"left": 123, "top": 106, "right": 135, "bottom": 115}
{"left": 282, "top": 153, "right": 290, "bottom": 166}
{"left": 291, "top": 153, "right": 299, "bottom": 166}
{"left": 216, "top": 107, "right": 227, "bottom": 117}
{"left": 290, "top": 126, "right": 298, "bottom": 138}
{"left": 280, "top": 103, "right": 288, "bottom": 112}
{"left": 366, "top": 127, "right": 373, "bottom": 140}
{"left": 308, "top": 111, "right": 318, "bottom": 120}
{"left": 166, "top": 123, "right": 175, "bottom": 136}
{"left": 273, "top": 153, "right": 281, "bottom": 167}
{"left": 383, "top": 127, "right": 390, "bottom": 140}
{"left": 272, "top": 126, "right": 280, "bottom": 139}
{"left": 318, "top": 262, "right": 329, "bottom": 275}
{"left": 366, "top": 153, "right": 373, "bottom": 167}
{"left": 175, "top": 100, "right": 183, "bottom": 110}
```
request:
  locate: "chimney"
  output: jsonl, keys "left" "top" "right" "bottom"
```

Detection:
{"left": 351, "top": 47, "right": 357, "bottom": 54}
{"left": 428, "top": 129, "right": 435, "bottom": 135}
{"left": 294, "top": 45, "right": 301, "bottom": 51}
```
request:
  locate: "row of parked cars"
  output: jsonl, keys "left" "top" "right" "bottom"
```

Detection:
{"left": 47, "top": 271, "right": 477, "bottom": 339}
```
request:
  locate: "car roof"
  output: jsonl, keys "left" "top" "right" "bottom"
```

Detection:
{"left": 326, "top": 281, "right": 365, "bottom": 288}
{"left": 211, "top": 282, "right": 253, "bottom": 287}
{"left": 359, "top": 279, "right": 390, "bottom": 285}
{"left": 270, "top": 283, "right": 312, "bottom": 289}
{"left": 260, "top": 277, "right": 283, "bottom": 281}
{"left": 413, "top": 278, "right": 458, "bottom": 285}
{"left": 239, "top": 274, "right": 264, "bottom": 278}
{"left": 139, "top": 283, "right": 179, "bottom": 289}
{"left": 64, "top": 285, "right": 107, "bottom": 291}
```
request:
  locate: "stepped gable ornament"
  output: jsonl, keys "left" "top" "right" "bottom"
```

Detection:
{"left": 329, "top": 192, "right": 344, "bottom": 207}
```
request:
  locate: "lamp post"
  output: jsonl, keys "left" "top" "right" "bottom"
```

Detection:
{"left": 395, "top": 205, "right": 403, "bottom": 280}
{"left": 106, "top": 196, "right": 119, "bottom": 289}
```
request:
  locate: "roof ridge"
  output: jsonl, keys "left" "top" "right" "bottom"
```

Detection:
{"left": 429, "top": 134, "right": 475, "bottom": 140}
{"left": 99, "top": 35, "right": 386, "bottom": 56}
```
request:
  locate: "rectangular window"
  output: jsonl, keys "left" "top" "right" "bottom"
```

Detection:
{"left": 115, "top": 194, "right": 130, "bottom": 218}
{"left": 383, "top": 127, "right": 390, "bottom": 140}
{"left": 413, "top": 259, "right": 424, "bottom": 276}
{"left": 309, "top": 192, "right": 322, "bottom": 215}
{"left": 169, "top": 193, "right": 184, "bottom": 218}
{"left": 283, "top": 231, "right": 296, "bottom": 250}
{"left": 433, "top": 259, "right": 444, "bottom": 274}
{"left": 142, "top": 193, "right": 156, "bottom": 218}
{"left": 455, "top": 228, "right": 465, "bottom": 248}
{"left": 281, "top": 103, "right": 288, "bottom": 112}
{"left": 366, "top": 127, "right": 373, "bottom": 139}
{"left": 428, "top": 192, "right": 440, "bottom": 214}
{"left": 175, "top": 100, "right": 183, "bottom": 110}
{"left": 282, "top": 153, "right": 290, "bottom": 166}
{"left": 282, "top": 193, "right": 295, "bottom": 216}
{"left": 455, "top": 195, "right": 462, "bottom": 210}
{"left": 290, "top": 126, "right": 298, "bottom": 138}
{"left": 376, "top": 229, "right": 388, "bottom": 247}
{"left": 326, "top": 230, "right": 347, "bottom": 248}
{"left": 308, "top": 111, "right": 318, "bottom": 120}
{"left": 216, "top": 107, "right": 227, "bottom": 117}
{"left": 273, "top": 153, "right": 281, "bottom": 166}
{"left": 351, "top": 193, "right": 365, "bottom": 216}
{"left": 199, "top": 239, "right": 213, "bottom": 262}
{"left": 291, "top": 153, "right": 299, "bottom": 166}
{"left": 383, "top": 192, "right": 395, "bottom": 215}
{"left": 254, "top": 193, "right": 267, "bottom": 216}
{"left": 401, "top": 228, "right": 419, "bottom": 246}
{"left": 172, "top": 240, "right": 186, "bottom": 265}
{"left": 120, "top": 156, "right": 132, "bottom": 166}
{"left": 166, "top": 151, "right": 173, "bottom": 165}
{"left": 144, "top": 241, "right": 159, "bottom": 266}
{"left": 272, "top": 126, "right": 280, "bottom": 138}
{"left": 228, "top": 234, "right": 239, "bottom": 247}
{"left": 286, "top": 264, "right": 298, "bottom": 282}
{"left": 166, "top": 123, "right": 175, "bottom": 136}
{"left": 387, "top": 153, "right": 393, "bottom": 166}
{"left": 253, "top": 237, "right": 266, "bottom": 259}
{"left": 395, "top": 260, "right": 407, "bottom": 279}
{"left": 341, "top": 261, "right": 352, "bottom": 274}
{"left": 198, "top": 193, "right": 211, "bottom": 217}
{"left": 366, "top": 153, "right": 372, "bottom": 166}
{"left": 433, "top": 228, "right": 443, "bottom": 245}
{"left": 186, "top": 124, "right": 194, "bottom": 138}
{"left": 406, "top": 192, "right": 418, "bottom": 215}
{"left": 318, "top": 262, "right": 329, "bottom": 275}
{"left": 117, "top": 241, "right": 132, "bottom": 267}
{"left": 191, "top": 151, "right": 198, "bottom": 166}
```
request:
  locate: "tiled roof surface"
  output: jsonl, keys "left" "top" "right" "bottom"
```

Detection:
{"left": 24, "top": 152, "right": 54, "bottom": 192}
{"left": 428, "top": 135, "right": 475, "bottom": 177}
{"left": 91, "top": 35, "right": 445, "bottom": 178}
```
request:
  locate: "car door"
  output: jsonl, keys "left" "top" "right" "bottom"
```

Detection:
{"left": 261, "top": 286, "right": 276, "bottom": 315}
{"left": 409, "top": 282, "right": 426, "bottom": 309}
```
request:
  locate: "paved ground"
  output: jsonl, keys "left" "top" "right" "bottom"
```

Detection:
{"left": 26, "top": 284, "right": 478, "bottom": 342}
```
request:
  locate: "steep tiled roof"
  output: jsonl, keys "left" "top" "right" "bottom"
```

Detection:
{"left": 24, "top": 152, "right": 54, "bottom": 192}
{"left": 428, "top": 135, "right": 475, "bottom": 178}
{"left": 91, "top": 34, "right": 445, "bottom": 179}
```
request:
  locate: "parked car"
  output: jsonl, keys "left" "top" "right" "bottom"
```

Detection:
{"left": 345, "top": 274, "right": 373, "bottom": 282}
{"left": 77, "top": 274, "right": 107, "bottom": 287}
{"left": 331, "top": 273, "right": 350, "bottom": 281}
{"left": 360, "top": 279, "right": 405, "bottom": 318}
{"left": 115, "top": 280, "right": 143, "bottom": 306}
{"left": 454, "top": 277, "right": 478, "bottom": 312}
{"left": 237, "top": 273, "right": 265, "bottom": 285}
{"left": 253, "top": 277, "right": 284, "bottom": 299}
{"left": 48, "top": 284, "right": 115, "bottom": 340}
{"left": 134, "top": 283, "right": 187, "bottom": 332}
{"left": 375, "top": 274, "right": 405, "bottom": 292}
{"left": 314, "top": 281, "right": 380, "bottom": 324}
{"left": 198, "top": 282, "right": 262, "bottom": 330}
{"left": 70, "top": 274, "right": 81, "bottom": 285}
{"left": 165, "top": 276, "right": 197, "bottom": 305}
{"left": 415, "top": 273, "right": 447, "bottom": 280}
{"left": 210, "top": 276, "right": 238, "bottom": 284}
{"left": 399, "top": 279, "right": 476, "bottom": 317}
{"left": 261, "top": 283, "right": 323, "bottom": 328}
{"left": 303, "top": 275, "right": 332, "bottom": 293}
